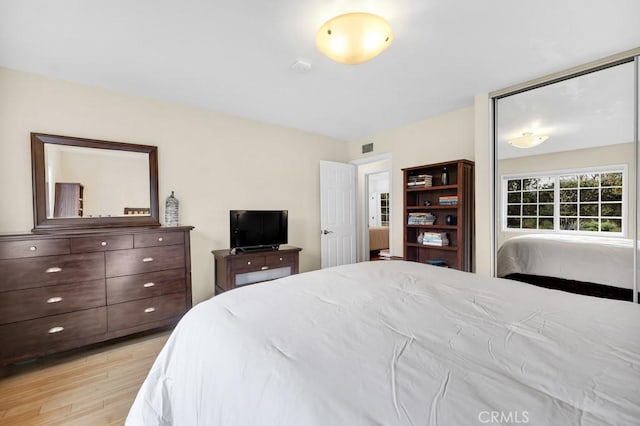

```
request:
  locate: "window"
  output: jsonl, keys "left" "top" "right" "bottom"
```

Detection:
{"left": 504, "top": 167, "right": 625, "bottom": 234}
{"left": 380, "top": 192, "right": 390, "bottom": 226}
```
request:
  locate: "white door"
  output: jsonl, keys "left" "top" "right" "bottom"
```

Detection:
{"left": 320, "top": 160, "right": 357, "bottom": 268}
{"left": 368, "top": 193, "right": 380, "bottom": 226}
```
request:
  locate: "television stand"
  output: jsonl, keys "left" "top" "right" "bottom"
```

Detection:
{"left": 212, "top": 245, "right": 302, "bottom": 294}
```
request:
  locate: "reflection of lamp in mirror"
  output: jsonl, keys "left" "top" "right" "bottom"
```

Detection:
{"left": 508, "top": 132, "right": 549, "bottom": 148}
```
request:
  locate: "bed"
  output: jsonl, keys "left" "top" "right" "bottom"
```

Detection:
{"left": 497, "top": 234, "right": 636, "bottom": 300}
{"left": 127, "top": 261, "right": 640, "bottom": 425}
{"left": 369, "top": 226, "right": 389, "bottom": 251}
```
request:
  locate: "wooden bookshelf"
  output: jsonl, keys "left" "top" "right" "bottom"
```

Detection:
{"left": 402, "top": 159, "right": 474, "bottom": 271}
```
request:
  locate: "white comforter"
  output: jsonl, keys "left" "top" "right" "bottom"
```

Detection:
{"left": 127, "top": 261, "right": 640, "bottom": 425}
{"left": 497, "top": 234, "right": 634, "bottom": 288}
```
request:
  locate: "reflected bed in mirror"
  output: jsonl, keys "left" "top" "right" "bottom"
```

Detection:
{"left": 31, "top": 133, "right": 160, "bottom": 231}
{"left": 493, "top": 57, "right": 637, "bottom": 301}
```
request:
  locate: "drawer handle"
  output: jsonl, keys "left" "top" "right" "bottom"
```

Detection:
{"left": 142, "top": 257, "right": 154, "bottom": 262}
{"left": 29, "top": 246, "right": 37, "bottom": 251}
{"left": 143, "top": 282, "right": 155, "bottom": 288}
{"left": 48, "top": 326, "right": 64, "bottom": 334}
{"left": 261, "top": 266, "right": 269, "bottom": 270}
{"left": 46, "top": 296, "right": 63, "bottom": 304}
{"left": 101, "top": 241, "right": 107, "bottom": 247}
{"left": 45, "top": 267, "right": 62, "bottom": 273}
{"left": 144, "top": 307, "right": 156, "bottom": 313}
{"left": 158, "top": 237, "right": 164, "bottom": 242}
{"left": 279, "top": 257, "right": 283, "bottom": 261}
{"left": 247, "top": 261, "right": 252, "bottom": 265}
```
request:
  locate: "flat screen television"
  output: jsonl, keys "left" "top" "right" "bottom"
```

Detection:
{"left": 230, "top": 210, "right": 288, "bottom": 252}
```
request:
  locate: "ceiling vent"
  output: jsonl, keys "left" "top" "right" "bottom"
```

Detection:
{"left": 362, "top": 142, "right": 374, "bottom": 153}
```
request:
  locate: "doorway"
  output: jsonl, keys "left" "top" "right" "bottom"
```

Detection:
{"left": 351, "top": 154, "right": 393, "bottom": 262}
{"left": 365, "top": 171, "right": 390, "bottom": 260}
{"left": 319, "top": 154, "right": 393, "bottom": 267}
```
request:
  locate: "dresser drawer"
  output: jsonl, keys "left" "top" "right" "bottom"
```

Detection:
{"left": 107, "top": 293, "right": 186, "bottom": 331}
{"left": 0, "top": 307, "right": 107, "bottom": 364}
{"left": 134, "top": 231, "right": 184, "bottom": 248}
{"left": 0, "top": 252, "right": 105, "bottom": 291}
{"left": 105, "top": 245, "right": 185, "bottom": 277}
{"left": 71, "top": 234, "right": 133, "bottom": 253}
{"left": 106, "top": 268, "right": 185, "bottom": 304}
{"left": 230, "top": 255, "right": 266, "bottom": 271}
{"left": 0, "top": 279, "right": 105, "bottom": 324}
{"left": 266, "top": 253, "right": 297, "bottom": 268}
{"left": 0, "top": 238, "right": 70, "bottom": 260}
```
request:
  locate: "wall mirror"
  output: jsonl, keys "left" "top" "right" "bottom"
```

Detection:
{"left": 31, "top": 133, "right": 160, "bottom": 231}
{"left": 492, "top": 55, "right": 639, "bottom": 303}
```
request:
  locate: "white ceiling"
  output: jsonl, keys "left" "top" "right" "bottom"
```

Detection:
{"left": 1, "top": 0, "right": 639, "bottom": 142}
{"left": 497, "top": 61, "right": 637, "bottom": 159}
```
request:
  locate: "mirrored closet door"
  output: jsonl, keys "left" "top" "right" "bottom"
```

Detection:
{"left": 493, "top": 54, "right": 639, "bottom": 303}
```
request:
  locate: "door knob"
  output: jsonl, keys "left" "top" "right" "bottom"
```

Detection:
{"left": 322, "top": 229, "right": 333, "bottom": 235}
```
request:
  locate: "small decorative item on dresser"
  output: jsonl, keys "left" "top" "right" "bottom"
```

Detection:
{"left": 165, "top": 191, "right": 179, "bottom": 226}
{"left": 441, "top": 167, "right": 449, "bottom": 185}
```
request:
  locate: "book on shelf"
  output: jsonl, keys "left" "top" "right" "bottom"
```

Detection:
{"left": 408, "top": 212, "right": 436, "bottom": 225}
{"left": 407, "top": 174, "right": 433, "bottom": 187}
{"left": 438, "top": 195, "right": 459, "bottom": 205}
{"left": 419, "top": 232, "right": 449, "bottom": 246}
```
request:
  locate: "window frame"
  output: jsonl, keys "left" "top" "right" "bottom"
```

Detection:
{"left": 501, "top": 165, "right": 627, "bottom": 236}
{"left": 380, "top": 192, "right": 390, "bottom": 226}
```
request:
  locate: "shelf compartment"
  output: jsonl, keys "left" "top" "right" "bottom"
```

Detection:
{"left": 406, "top": 224, "right": 457, "bottom": 230}
{"left": 406, "top": 243, "right": 458, "bottom": 251}
{"left": 406, "top": 205, "right": 459, "bottom": 210}
{"left": 406, "top": 184, "right": 458, "bottom": 192}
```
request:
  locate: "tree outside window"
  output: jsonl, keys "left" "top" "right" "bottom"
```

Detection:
{"left": 504, "top": 168, "right": 624, "bottom": 234}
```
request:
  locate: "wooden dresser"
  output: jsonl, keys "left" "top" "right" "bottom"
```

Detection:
{"left": 0, "top": 226, "right": 193, "bottom": 366}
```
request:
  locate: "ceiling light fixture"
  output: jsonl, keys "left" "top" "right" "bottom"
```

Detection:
{"left": 316, "top": 12, "right": 393, "bottom": 65}
{"left": 508, "top": 132, "right": 549, "bottom": 149}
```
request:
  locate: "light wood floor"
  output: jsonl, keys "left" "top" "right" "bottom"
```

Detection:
{"left": 0, "top": 330, "right": 170, "bottom": 425}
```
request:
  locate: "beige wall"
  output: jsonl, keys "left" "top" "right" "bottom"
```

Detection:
{"left": 0, "top": 67, "right": 348, "bottom": 304}
{"left": 347, "top": 107, "right": 476, "bottom": 261}
{"left": 473, "top": 94, "right": 492, "bottom": 276}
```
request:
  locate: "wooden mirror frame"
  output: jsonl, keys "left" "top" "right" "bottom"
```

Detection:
{"left": 31, "top": 133, "right": 160, "bottom": 231}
